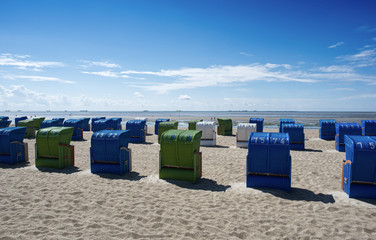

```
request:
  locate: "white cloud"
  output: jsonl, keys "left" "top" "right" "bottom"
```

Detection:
{"left": 317, "top": 65, "right": 354, "bottom": 73}
{"left": 340, "top": 94, "right": 376, "bottom": 100}
{"left": 240, "top": 51, "right": 253, "bottom": 57}
{"left": 333, "top": 88, "right": 355, "bottom": 91}
{"left": 328, "top": 42, "right": 344, "bottom": 49}
{"left": 179, "top": 95, "right": 191, "bottom": 101}
{"left": 82, "top": 71, "right": 120, "bottom": 78}
{"left": 122, "top": 64, "right": 317, "bottom": 93}
{"left": 80, "top": 60, "right": 120, "bottom": 68}
{"left": 337, "top": 48, "right": 376, "bottom": 67}
{"left": 4, "top": 75, "right": 74, "bottom": 84}
{"left": 134, "top": 92, "right": 144, "bottom": 98}
{"left": 0, "top": 53, "right": 63, "bottom": 71}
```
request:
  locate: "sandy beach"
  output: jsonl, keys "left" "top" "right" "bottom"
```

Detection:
{"left": 1, "top": 127, "right": 375, "bottom": 239}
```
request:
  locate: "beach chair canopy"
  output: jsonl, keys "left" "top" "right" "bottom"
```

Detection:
{"left": 249, "top": 118, "right": 264, "bottom": 132}
{"left": 196, "top": 121, "right": 215, "bottom": 140}
{"left": 155, "top": 118, "right": 170, "bottom": 135}
{"left": 0, "top": 116, "right": 9, "bottom": 121}
{"left": 237, "top": 123, "right": 256, "bottom": 142}
{"left": 361, "top": 120, "right": 376, "bottom": 136}
{"left": 281, "top": 123, "right": 305, "bottom": 150}
{"left": 63, "top": 119, "right": 85, "bottom": 140}
{"left": 52, "top": 118, "right": 65, "bottom": 126}
{"left": 335, "top": 123, "right": 362, "bottom": 152}
{"left": 188, "top": 120, "right": 203, "bottom": 130}
{"left": 0, "top": 119, "right": 11, "bottom": 128}
{"left": 80, "top": 118, "right": 91, "bottom": 131}
{"left": 91, "top": 117, "right": 105, "bottom": 124}
{"left": 217, "top": 118, "right": 233, "bottom": 136}
{"left": 319, "top": 119, "right": 336, "bottom": 140}
{"left": 158, "top": 121, "right": 178, "bottom": 143}
{"left": 40, "top": 119, "right": 60, "bottom": 129}
{"left": 15, "top": 116, "right": 27, "bottom": 127}
{"left": 126, "top": 120, "right": 146, "bottom": 143}
{"left": 279, "top": 119, "right": 295, "bottom": 133}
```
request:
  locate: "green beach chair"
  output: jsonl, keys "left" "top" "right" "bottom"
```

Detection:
{"left": 32, "top": 117, "right": 46, "bottom": 130}
{"left": 188, "top": 119, "right": 203, "bottom": 130}
{"left": 158, "top": 121, "right": 178, "bottom": 143}
{"left": 159, "top": 129, "right": 202, "bottom": 183}
{"left": 217, "top": 118, "right": 233, "bottom": 136}
{"left": 35, "top": 127, "right": 75, "bottom": 169}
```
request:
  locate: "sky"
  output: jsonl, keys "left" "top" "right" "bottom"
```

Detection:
{"left": 1, "top": 0, "right": 376, "bottom": 111}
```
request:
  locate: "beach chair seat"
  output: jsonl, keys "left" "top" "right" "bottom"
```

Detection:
{"left": 90, "top": 130, "right": 132, "bottom": 175}
{"left": 319, "top": 119, "right": 336, "bottom": 140}
{"left": 159, "top": 130, "right": 202, "bottom": 183}
{"left": 52, "top": 118, "right": 65, "bottom": 126}
{"left": 155, "top": 118, "right": 170, "bottom": 135}
{"left": 158, "top": 121, "right": 178, "bottom": 143}
{"left": 40, "top": 119, "right": 61, "bottom": 129}
{"left": 335, "top": 123, "right": 362, "bottom": 152}
{"left": 80, "top": 118, "right": 91, "bottom": 131}
{"left": 236, "top": 123, "right": 256, "bottom": 148}
{"left": 279, "top": 119, "right": 295, "bottom": 133}
{"left": 64, "top": 119, "right": 84, "bottom": 141}
{"left": 281, "top": 123, "right": 305, "bottom": 150}
{"left": 217, "top": 118, "right": 232, "bottom": 136}
{"left": 0, "top": 127, "right": 28, "bottom": 164}
{"left": 342, "top": 135, "right": 376, "bottom": 199}
{"left": 247, "top": 132, "right": 291, "bottom": 191}
{"left": 15, "top": 116, "right": 28, "bottom": 127}
{"left": 249, "top": 118, "right": 264, "bottom": 132}
{"left": 126, "top": 120, "right": 146, "bottom": 143}
{"left": 188, "top": 120, "right": 203, "bottom": 130}
{"left": 361, "top": 120, "right": 376, "bottom": 136}
{"left": 35, "top": 127, "right": 74, "bottom": 169}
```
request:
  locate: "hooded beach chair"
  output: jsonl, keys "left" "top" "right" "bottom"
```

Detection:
{"left": 335, "top": 123, "right": 362, "bottom": 152}
{"left": 196, "top": 121, "right": 216, "bottom": 146}
{"left": 135, "top": 117, "right": 148, "bottom": 134}
{"left": 35, "top": 127, "right": 74, "bottom": 169}
{"left": 249, "top": 118, "right": 264, "bottom": 132}
{"left": 281, "top": 123, "right": 305, "bottom": 150}
{"left": 279, "top": 119, "right": 295, "bottom": 133}
{"left": 217, "top": 118, "right": 233, "bottom": 136}
{"left": 0, "top": 127, "right": 28, "bottom": 164}
{"left": 0, "top": 116, "right": 9, "bottom": 121}
{"left": 80, "top": 118, "right": 91, "bottom": 131}
{"left": 40, "top": 119, "right": 61, "bottom": 129}
{"left": 361, "top": 120, "right": 376, "bottom": 136}
{"left": 15, "top": 116, "right": 27, "bottom": 127}
{"left": 188, "top": 120, "right": 203, "bottom": 130}
{"left": 126, "top": 120, "right": 146, "bottom": 143}
{"left": 158, "top": 121, "right": 178, "bottom": 143}
{"left": 342, "top": 135, "right": 376, "bottom": 199}
{"left": 63, "top": 119, "right": 84, "bottom": 141}
{"left": 236, "top": 123, "right": 256, "bottom": 148}
{"left": 17, "top": 118, "right": 46, "bottom": 138}
{"left": 159, "top": 129, "right": 202, "bottom": 183}
{"left": 247, "top": 132, "right": 291, "bottom": 191}
{"left": 52, "top": 118, "right": 65, "bottom": 126}
{"left": 155, "top": 118, "right": 170, "bottom": 135}
{"left": 90, "top": 130, "right": 132, "bottom": 175}
{"left": 92, "top": 118, "right": 122, "bottom": 132}
{"left": 319, "top": 119, "right": 336, "bottom": 140}
{"left": 0, "top": 118, "right": 11, "bottom": 129}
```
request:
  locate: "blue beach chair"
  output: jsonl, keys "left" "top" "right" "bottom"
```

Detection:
{"left": 335, "top": 123, "right": 362, "bottom": 152}
{"left": 279, "top": 119, "right": 295, "bottom": 133}
{"left": 155, "top": 118, "right": 170, "bottom": 135}
{"left": 249, "top": 118, "right": 264, "bottom": 132}
{"left": 282, "top": 123, "right": 305, "bottom": 150}
{"left": 319, "top": 119, "right": 336, "bottom": 140}
{"left": 126, "top": 120, "right": 146, "bottom": 143}
{"left": 0, "top": 127, "right": 28, "bottom": 164}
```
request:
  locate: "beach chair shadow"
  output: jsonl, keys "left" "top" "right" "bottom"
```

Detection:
{"left": 165, "top": 178, "right": 230, "bottom": 192}
{"left": 96, "top": 171, "right": 146, "bottom": 181}
{"left": 354, "top": 198, "right": 376, "bottom": 205}
{"left": 259, "top": 187, "right": 335, "bottom": 203}
{"left": 130, "top": 142, "right": 154, "bottom": 145}
{"left": 201, "top": 145, "right": 229, "bottom": 149}
{"left": 294, "top": 148, "right": 323, "bottom": 152}
{"left": 36, "top": 166, "right": 81, "bottom": 174}
{"left": 0, "top": 161, "right": 30, "bottom": 169}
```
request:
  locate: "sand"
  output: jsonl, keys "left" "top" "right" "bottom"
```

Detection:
{"left": 1, "top": 128, "right": 375, "bottom": 240}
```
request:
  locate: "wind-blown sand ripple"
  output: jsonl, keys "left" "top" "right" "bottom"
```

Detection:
{"left": 0, "top": 128, "right": 375, "bottom": 239}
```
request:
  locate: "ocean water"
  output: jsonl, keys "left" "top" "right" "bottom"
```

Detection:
{"left": 1, "top": 110, "right": 375, "bottom": 129}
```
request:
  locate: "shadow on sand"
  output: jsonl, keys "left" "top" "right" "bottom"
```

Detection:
{"left": 165, "top": 178, "right": 230, "bottom": 192}
{"left": 96, "top": 171, "right": 146, "bottom": 181}
{"left": 0, "top": 161, "right": 31, "bottom": 169}
{"left": 259, "top": 187, "right": 335, "bottom": 203}
{"left": 36, "top": 166, "right": 81, "bottom": 174}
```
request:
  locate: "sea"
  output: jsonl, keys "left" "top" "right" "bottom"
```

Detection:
{"left": 1, "top": 110, "right": 376, "bottom": 129}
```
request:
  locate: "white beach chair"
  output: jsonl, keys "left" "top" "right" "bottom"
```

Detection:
{"left": 236, "top": 123, "right": 256, "bottom": 148}
{"left": 196, "top": 121, "right": 216, "bottom": 146}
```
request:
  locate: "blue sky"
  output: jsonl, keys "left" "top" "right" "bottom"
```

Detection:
{"left": 1, "top": 0, "right": 376, "bottom": 111}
